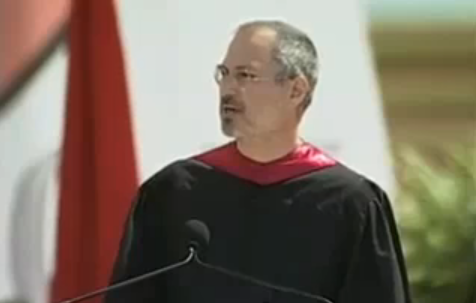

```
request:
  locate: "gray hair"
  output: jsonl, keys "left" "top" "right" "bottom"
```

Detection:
{"left": 238, "top": 20, "right": 319, "bottom": 112}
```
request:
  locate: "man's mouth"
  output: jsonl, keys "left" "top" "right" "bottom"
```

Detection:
{"left": 222, "top": 104, "right": 242, "bottom": 114}
{"left": 220, "top": 95, "right": 243, "bottom": 115}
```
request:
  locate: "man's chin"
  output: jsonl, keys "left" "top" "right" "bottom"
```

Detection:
{"left": 221, "top": 127, "right": 236, "bottom": 138}
{"left": 221, "top": 124, "right": 240, "bottom": 138}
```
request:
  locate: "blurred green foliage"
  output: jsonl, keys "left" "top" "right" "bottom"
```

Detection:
{"left": 394, "top": 145, "right": 476, "bottom": 303}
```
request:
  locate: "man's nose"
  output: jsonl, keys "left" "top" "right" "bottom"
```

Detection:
{"left": 219, "top": 76, "right": 239, "bottom": 95}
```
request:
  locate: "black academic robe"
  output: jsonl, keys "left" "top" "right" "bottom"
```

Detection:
{"left": 103, "top": 142, "right": 412, "bottom": 303}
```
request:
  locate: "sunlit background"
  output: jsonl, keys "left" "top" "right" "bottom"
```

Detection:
{"left": 368, "top": 0, "right": 476, "bottom": 302}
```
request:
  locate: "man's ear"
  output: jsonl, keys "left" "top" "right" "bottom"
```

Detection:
{"left": 290, "top": 76, "right": 309, "bottom": 107}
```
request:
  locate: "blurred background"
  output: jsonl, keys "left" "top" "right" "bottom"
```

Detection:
{"left": 368, "top": 0, "right": 476, "bottom": 302}
{"left": 0, "top": 0, "right": 475, "bottom": 302}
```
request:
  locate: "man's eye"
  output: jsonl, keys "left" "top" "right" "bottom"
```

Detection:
{"left": 236, "top": 72, "right": 256, "bottom": 79}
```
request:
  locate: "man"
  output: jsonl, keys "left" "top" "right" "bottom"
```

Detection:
{"left": 104, "top": 20, "right": 412, "bottom": 303}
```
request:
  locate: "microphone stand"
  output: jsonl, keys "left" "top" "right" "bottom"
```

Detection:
{"left": 59, "top": 247, "right": 197, "bottom": 303}
{"left": 57, "top": 245, "right": 333, "bottom": 303}
{"left": 193, "top": 253, "right": 334, "bottom": 303}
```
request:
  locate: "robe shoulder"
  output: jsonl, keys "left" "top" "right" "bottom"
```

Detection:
{"left": 140, "top": 157, "right": 370, "bottom": 191}
{"left": 139, "top": 156, "right": 392, "bottom": 218}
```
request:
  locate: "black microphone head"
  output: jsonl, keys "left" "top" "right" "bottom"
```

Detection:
{"left": 185, "top": 219, "right": 210, "bottom": 252}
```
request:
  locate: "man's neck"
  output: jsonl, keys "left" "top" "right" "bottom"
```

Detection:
{"left": 235, "top": 130, "right": 302, "bottom": 163}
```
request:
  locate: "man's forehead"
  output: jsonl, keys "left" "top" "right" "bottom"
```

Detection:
{"left": 236, "top": 26, "right": 277, "bottom": 44}
{"left": 222, "top": 27, "right": 277, "bottom": 69}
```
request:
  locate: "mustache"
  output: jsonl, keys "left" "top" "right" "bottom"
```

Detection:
{"left": 220, "top": 95, "right": 244, "bottom": 109}
{"left": 220, "top": 94, "right": 235, "bottom": 105}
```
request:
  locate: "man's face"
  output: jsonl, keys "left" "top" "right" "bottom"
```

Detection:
{"left": 217, "top": 27, "right": 298, "bottom": 138}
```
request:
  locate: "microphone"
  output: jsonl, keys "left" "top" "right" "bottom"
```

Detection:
{"left": 185, "top": 219, "right": 211, "bottom": 253}
{"left": 57, "top": 219, "right": 204, "bottom": 303}
{"left": 190, "top": 220, "right": 334, "bottom": 303}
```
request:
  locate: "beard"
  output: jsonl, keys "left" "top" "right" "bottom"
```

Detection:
{"left": 220, "top": 116, "right": 236, "bottom": 137}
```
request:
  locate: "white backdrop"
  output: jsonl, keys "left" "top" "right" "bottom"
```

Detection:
{"left": 0, "top": 0, "right": 394, "bottom": 301}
